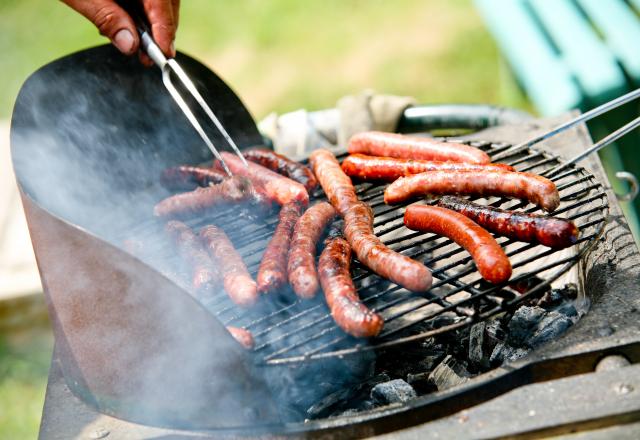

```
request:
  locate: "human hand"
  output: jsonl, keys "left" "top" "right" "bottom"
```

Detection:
{"left": 62, "top": 0, "right": 179, "bottom": 64}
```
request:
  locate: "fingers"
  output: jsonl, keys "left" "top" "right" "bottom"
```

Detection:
{"left": 62, "top": 0, "right": 139, "bottom": 55}
{"left": 143, "top": 0, "right": 177, "bottom": 58}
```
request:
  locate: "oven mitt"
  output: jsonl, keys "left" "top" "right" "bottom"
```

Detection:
{"left": 258, "top": 91, "right": 415, "bottom": 158}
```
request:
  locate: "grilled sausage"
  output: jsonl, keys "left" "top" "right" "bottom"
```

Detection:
{"left": 154, "top": 175, "right": 253, "bottom": 218}
{"left": 341, "top": 154, "right": 514, "bottom": 182}
{"left": 348, "top": 131, "right": 491, "bottom": 164}
{"left": 160, "top": 165, "right": 227, "bottom": 191}
{"left": 226, "top": 326, "right": 255, "bottom": 349}
{"left": 437, "top": 196, "right": 579, "bottom": 249}
{"left": 243, "top": 148, "right": 318, "bottom": 192}
{"left": 288, "top": 202, "right": 337, "bottom": 298}
{"left": 164, "top": 221, "right": 220, "bottom": 295}
{"left": 218, "top": 152, "right": 309, "bottom": 206}
{"left": 257, "top": 202, "right": 303, "bottom": 294}
{"left": 310, "top": 149, "right": 432, "bottom": 292}
{"left": 384, "top": 169, "right": 560, "bottom": 212}
{"left": 319, "top": 235, "right": 384, "bottom": 338}
{"left": 200, "top": 225, "right": 258, "bottom": 307}
{"left": 404, "top": 205, "right": 512, "bottom": 284}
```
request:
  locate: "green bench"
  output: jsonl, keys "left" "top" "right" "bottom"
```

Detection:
{"left": 475, "top": 0, "right": 640, "bottom": 235}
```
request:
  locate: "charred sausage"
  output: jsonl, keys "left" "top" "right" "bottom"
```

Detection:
{"left": 437, "top": 196, "right": 579, "bottom": 249}
{"left": 160, "top": 165, "right": 227, "bottom": 191}
{"left": 217, "top": 152, "right": 309, "bottom": 206}
{"left": 341, "top": 154, "right": 514, "bottom": 182}
{"left": 348, "top": 131, "right": 491, "bottom": 164}
{"left": 288, "top": 202, "right": 337, "bottom": 298}
{"left": 384, "top": 169, "right": 560, "bottom": 212}
{"left": 200, "top": 225, "right": 258, "bottom": 307}
{"left": 226, "top": 326, "right": 255, "bottom": 349}
{"left": 257, "top": 202, "right": 303, "bottom": 294}
{"left": 318, "top": 235, "right": 384, "bottom": 338}
{"left": 243, "top": 148, "right": 318, "bottom": 192}
{"left": 310, "top": 149, "right": 432, "bottom": 292}
{"left": 404, "top": 205, "right": 512, "bottom": 284}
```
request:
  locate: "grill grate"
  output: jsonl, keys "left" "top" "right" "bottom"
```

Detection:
{"left": 136, "top": 139, "right": 609, "bottom": 365}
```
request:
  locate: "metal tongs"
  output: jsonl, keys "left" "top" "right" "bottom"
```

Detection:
{"left": 116, "top": 0, "right": 248, "bottom": 176}
{"left": 493, "top": 88, "right": 640, "bottom": 201}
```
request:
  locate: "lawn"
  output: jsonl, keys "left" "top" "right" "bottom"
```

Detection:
{"left": 0, "top": 1, "right": 528, "bottom": 438}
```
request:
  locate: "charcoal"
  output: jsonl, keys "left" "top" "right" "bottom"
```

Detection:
{"left": 490, "top": 343, "right": 530, "bottom": 366}
{"left": 507, "top": 306, "right": 546, "bottom": 347}
{"left": 306, "top": 373, "right": 389, "bottom": 418}
{"left": 468, "top": 322, "right": 487, "bottom": 369}
{"left": 554, "top": 303, "right": 578, "bottom": 318}
{"left": 417, "top": 350, "right": 447, "bottom": 373}
{"left": 428, "top": 355, "right": 471, "bottom": 391}
{"left": 528, "top": 311, "right": 573, "bottom": 348}
{"left": 370, "top": 379, "right": 417, "bottom": 405}
{"left": 484, "top": 318, "right": 505, "bottom": 349}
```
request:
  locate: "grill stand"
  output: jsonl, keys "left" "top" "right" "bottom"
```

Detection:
{"left": 39, "top": 113, "right": 640, "bottom": 439}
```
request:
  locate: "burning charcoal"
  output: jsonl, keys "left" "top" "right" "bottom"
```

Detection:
{"left": 371, "top": 379, "right": 417, "bottom": 405}
{"left": 490, "top": 343, "right": 530, "bottom": 366}
{"left": 468, "top": 322, "right": 488, "bottom": 370}
{"left": 428, "top": 355, "right": 471, "bottom": 391}
{"left": 507, "top": 306, "right": 546, "bottom": 347}
{"left": 528, "top": 310, "right": 573, "bottom": 348}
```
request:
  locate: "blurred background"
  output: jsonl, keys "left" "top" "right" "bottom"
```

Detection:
{"left": 1, "top": 0, "right": 639, "bottom": 438}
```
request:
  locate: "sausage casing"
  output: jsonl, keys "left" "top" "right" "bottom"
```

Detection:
{"left": 160, "top": 165, "right": 227, "bottom": 191}
{"left": 226, "top": 326, "right": 255, "bottom": 349}
{"left": 243, "top": 148, "right": 318, "bottom": 192}
{"left": 341, "top": 154, "right": 514, "bottom": 182}
{"left": 288, "top": 202, "right": 337, "bottom": 298}
{"left": 200, "top": 225, "right": 258, "bottom": 307}
{"left": 319, "top": 236, "right": 384, "bottom": 338}
{"left": 437, "top": 196, "right": 579, "bottom": 249}
{"left": 404, "top": 205, "right": 512, "bottom": 284}
{"left": 348, "top": 131, "right": 491, "bottom": 164}
{"left": 384, "top": 169, "right": 560, "bottom": 212}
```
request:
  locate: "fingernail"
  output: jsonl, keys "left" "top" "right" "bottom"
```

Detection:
{"left": 113, "top": 29, "right": 135, "bottom": 55}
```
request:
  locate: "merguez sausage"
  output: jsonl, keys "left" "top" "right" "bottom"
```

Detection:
{"left": 310, "top": 149, "right": 432, "bottom": 292}
{"left": 200, "top": 225, "right": 258, "bottom": 307}
{"left": 384, "top": 169, "right": 560, "bottom": 212}
{"left": 404, "top": 205, "right": 512, "bottom": 284}
{"left": 257, "top": 202, "right": 303, "bottom": 294}
{"left": 348, "top": 131, "right": 491, "bottom": 164}
{"left": 243, "top": 148, "right": 318, "bottom": 192}
{"left": 341, "top": 154, "right": 514, "bottom": 182}
{"left": 319, "top": 235, "right": 384, "bottom": 338}
{"left": 437, "top": 196, "right": 579, "bottom": 249}
{"left": 288, "top": 202, "right": 337, "bottom": 298}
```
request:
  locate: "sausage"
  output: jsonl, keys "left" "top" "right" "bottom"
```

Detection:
{"left": 217, "top": 152, "right": 309, "bottom": 206}
{"left": 288, "top": 202, "right": 337, "bottom": 298}
{"left": 341, "top": 154, "right": 514, "bottom": 182}
{"left": 437, "top": 196, "right": 579, "bottom": 249}
{"left": 384, "top": 169, "right": 560, "bottom": 212}
{"left": 257, "top": 202, "right": 303, "bottom": 294}
{"left": 154, "top": 175, "right": 253, "bottom": 218}
{"left": 318, "top": 235, "right": 384, "bottom": 338}
{"left": 226, "top": 326, "right": 255, "bottom": 350}
{"left": 160, "top": 165, "right": 227, "bottom": 191}
{"left": 164, "top": 221, "right": 220, "bottom": 295}
{"left": 200, "top": 225, "right": 258, "bottom": 307}
{"left": 404, "top": 205, "right": 512, "bottom": 284}
{"left": 348, "top": 131, "right": 491, "bottom": 164}
{"left": 243, "top": 148, "right": 318, "bottom": 192}
{"left": 310, "top": 149, "right": 432, "bottom": 292}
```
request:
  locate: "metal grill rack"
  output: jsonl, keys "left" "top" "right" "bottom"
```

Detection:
{"left": 135, "top": 139, "right": 609, "bottom": 366}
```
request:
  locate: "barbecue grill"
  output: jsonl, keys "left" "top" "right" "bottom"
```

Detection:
{"left": 11, "top": 46, "right": 640, "bottom": 438}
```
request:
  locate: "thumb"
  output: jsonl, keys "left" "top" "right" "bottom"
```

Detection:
{"left": 63, "top": 0, "right": 140, "bottom": 55}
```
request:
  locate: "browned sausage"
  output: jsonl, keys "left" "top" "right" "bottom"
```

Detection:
{"left": 154, "top": 175, "right": 253, "bottom": 218}
{"left": 164, "top": 220, "right": 220, "bottom": 295}
{"left": 318, "top": 235, "right": 384, "bottom": 338}
{"left": 160, "top": 165, "right": 227, "bottom": 191}
{"left": 257, "top": 202, "right": 303, "bottom": 294}
{"left": 288, "top": 202, "right": 337, "bottom": 298}
{"left": 217, "top": 152, "right": 309, "bottom": 206}
{"left": 200, "top": 225, "right": 258, "bottom": 307}
{"left": 348, "top": 131, "right": 491, "bottom": 164}
{"left": 243, "top": 148, "right": 318, "bottom": 192}
{"left": 404, "top": 205, "right": 512, "bottom": 284}
{"left": 310, "top": 149, "right": 432, "bottom": 292}
{"left": 384, "top": 169, "right": 560, "bottom": 212}
{"left": 437, "top": 196, "right": 578, "bottom": 249}
{"left": 341, "top": 154, "right": 514, "bottom": 182}
{"left": 226, "top": 326, "right": 255, "bottom": 349}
